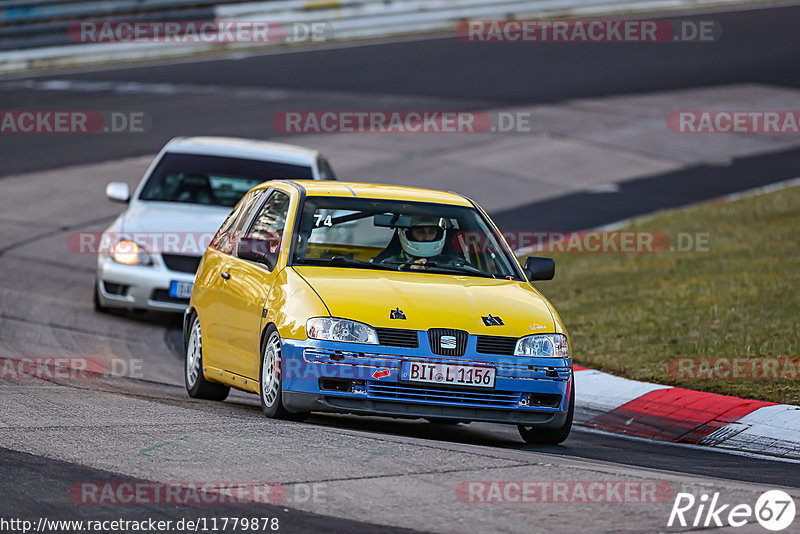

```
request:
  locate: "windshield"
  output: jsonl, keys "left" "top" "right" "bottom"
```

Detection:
{"left": 139, "top": 152, "right": 314, "bottom": 207}
{"left": 291, "top": 197, "right": 521, "bottom": 279}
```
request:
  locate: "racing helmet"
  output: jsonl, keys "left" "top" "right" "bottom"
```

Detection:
{"left": 399, "top": 216, "right": 446, "bottom": 258}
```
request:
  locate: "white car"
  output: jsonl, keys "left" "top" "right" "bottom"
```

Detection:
{"left": 94, "top": 136, "right": 337, "bottom": 313}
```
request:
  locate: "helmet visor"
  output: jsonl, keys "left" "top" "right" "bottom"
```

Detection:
{"left": 405, "top": 225, "right": 444, "bottom": 242}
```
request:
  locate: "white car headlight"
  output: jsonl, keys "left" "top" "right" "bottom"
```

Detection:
{"left": 515, "top": 334, "right": 569, "bottom": 358}
{"left": 306, "top": 318, "right": 378, "bottom": 344}
{"left": 113, "top": 240, "right": 153, "bottom": 266}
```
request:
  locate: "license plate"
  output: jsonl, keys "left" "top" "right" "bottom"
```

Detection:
{"left": 400, "top": 361, "right": 496, "bottom": 388}
{"left": 169, "top": 281, "right": 193, "bottom": 299}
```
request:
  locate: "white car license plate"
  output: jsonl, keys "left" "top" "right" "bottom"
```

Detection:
{"left": 400, "top": 361, "right": 496, "bottom": 388}
{"left": 169, "top": 281, "right": 193, "bottom": 299}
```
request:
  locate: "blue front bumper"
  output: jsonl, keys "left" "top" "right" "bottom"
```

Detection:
{"left": 280, "top": 334, "right": 572, "bottom": 427}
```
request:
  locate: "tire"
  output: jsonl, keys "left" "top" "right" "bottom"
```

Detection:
{"left": 185, "top": 313, "right": 230, "bottom": 401}
{"left": 518, "top": 375, "right": 574, "bottom": 445}
{"left": 259, "top": 325, "right": 307, "bottom": 421}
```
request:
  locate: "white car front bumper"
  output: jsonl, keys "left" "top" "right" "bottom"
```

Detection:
{"left": 96, "top": 254, "right": 198, "bottom": 312}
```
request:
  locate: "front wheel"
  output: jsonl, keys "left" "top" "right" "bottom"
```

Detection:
{"left": 259, "top": 325, "right": 307, "bottom": 420}
{"left": 185, "top": 314, "right": 230, "bottom": 401}
{"left": 518, "top": 376, "right": 574, "bottom": 445}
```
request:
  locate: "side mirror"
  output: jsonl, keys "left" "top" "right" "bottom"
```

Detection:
{"left": 106, "top": 182, "right": 130, "bottom": 203}
{"left": 238, "top": 236, "right": 278, "bottom": 270}
{"left": 524, "top": 256, "right": 555, "bottom": 281}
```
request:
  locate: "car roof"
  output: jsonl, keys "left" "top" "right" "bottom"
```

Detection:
{"left": 164, "top": 136, "right": 319, "bottom": 166}
{"left": 266, "top": 180, "right": 473, "bottom": 206}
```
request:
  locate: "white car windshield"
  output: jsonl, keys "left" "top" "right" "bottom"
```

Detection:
{"left": 139, "top": 153, "right": 314, "bottom": 207}
{"left": 291, "top": 196, "right": 521, "bottom": 280}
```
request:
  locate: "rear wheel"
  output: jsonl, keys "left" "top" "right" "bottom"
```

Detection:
{"left": 185, "top": 314, "right": 230, "bottom": 401}
{"left": 518, "top": 376, "right": 574, "bottom": 445}
{"left": 260, "top": 325, "right": 307, "bottom": 421}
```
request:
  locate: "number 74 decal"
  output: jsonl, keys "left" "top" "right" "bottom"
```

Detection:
{"left": 314, "top": 213, "right": 332, "bottom": 227}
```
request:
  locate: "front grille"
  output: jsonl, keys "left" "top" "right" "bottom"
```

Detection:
{"left": 161, "top": 254, "right": 201, "bottom": 274}
{"left": 151, "top": 289, "right": 189, "bottom": 304}
{"left": 476, "top": 335, "right": 518, "bottom": 355}
{"left": 375, "top": 328, "right": 419, "bottom": 348}
{"left": 368, "top": 382, "right": 519, "bottom": 408}
{"left": 428, "top": 328, "right": 468, "bottom": 356}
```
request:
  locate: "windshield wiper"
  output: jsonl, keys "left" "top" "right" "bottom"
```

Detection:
{"left": 381, "top": 260, "right": 499, "bottom": 279}
{"left": 295, "top": 256, "right": 399, "bottom": 271}
{"left": 426, "top": 263, "right": 500, "bottom": 279}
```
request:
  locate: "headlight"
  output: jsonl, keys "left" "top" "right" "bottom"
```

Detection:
{"left": 515, "top": 334, "right": 569, "bottom": 358}
{"left": 306, "top": 318, "right": 378, "bottom": 344}
{"left": 113, "top": 240, "right": 152, "bottom": 265}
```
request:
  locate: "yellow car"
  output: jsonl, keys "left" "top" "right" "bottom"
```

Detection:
{"left": 184, "top": 180, "right": 574, "bottom": 444}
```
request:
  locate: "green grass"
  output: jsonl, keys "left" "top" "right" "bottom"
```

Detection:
{"left": 529, "top": 184, "right": 800, "bottom": 404}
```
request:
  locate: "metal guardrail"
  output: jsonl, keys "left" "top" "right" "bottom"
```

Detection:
{"left": 0, "top": 0, "right": 260, "bottom": 51}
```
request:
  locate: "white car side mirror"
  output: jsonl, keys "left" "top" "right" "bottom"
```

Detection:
{"left": 106, "top": 182, "right": 130, "bottom": 203}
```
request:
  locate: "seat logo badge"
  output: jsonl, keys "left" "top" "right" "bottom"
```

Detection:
{"left": 482, "top": 314, "right": 504, "bottom": 326}
{"left": 390, "top": 307, "right": 406, "bottom": 320}
{"left": 440, "top": 335, "right": 457, "bottom": 349}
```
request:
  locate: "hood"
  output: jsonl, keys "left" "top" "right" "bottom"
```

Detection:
{"left": 121, "top": 201, "right": 231, "bottom": 234}
{"left": 293, "top": 266, "right": 558, "bottom": 337}
{"left": 119, "top": 201, "right": 231, "bottom": 256}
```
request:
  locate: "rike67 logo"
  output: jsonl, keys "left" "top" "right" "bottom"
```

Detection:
{"left": 668, "top": 490, "right": 796, "bottom": 531}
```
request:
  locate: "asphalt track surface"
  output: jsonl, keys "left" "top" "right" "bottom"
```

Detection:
{"left": 2, "top": 446, "right": 414, "bottom": 534}
{"left": 3, "top": 4, "right": 800, "bottom": 177}
{"left": 1, "top": 3, "right": 800, "bottom": 532}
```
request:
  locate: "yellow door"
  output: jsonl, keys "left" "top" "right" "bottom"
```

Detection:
{"left": 212, "top": 189, "right": 292, "bottom": 380}
{"left": 213, "top": 257, "right": 274, "bottom": 379}
{"left": 198, "top": 189, "right": 265, "bottom": 371}
{"left": 195, "top": 248, "right": 231, "bottom": 370}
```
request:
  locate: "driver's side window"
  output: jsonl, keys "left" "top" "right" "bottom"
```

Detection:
{"left": 236, "top": 190, "right": 291, "bottom": 269}
{"left": 209, "top": 190, "right": 262, "bottom": 255}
